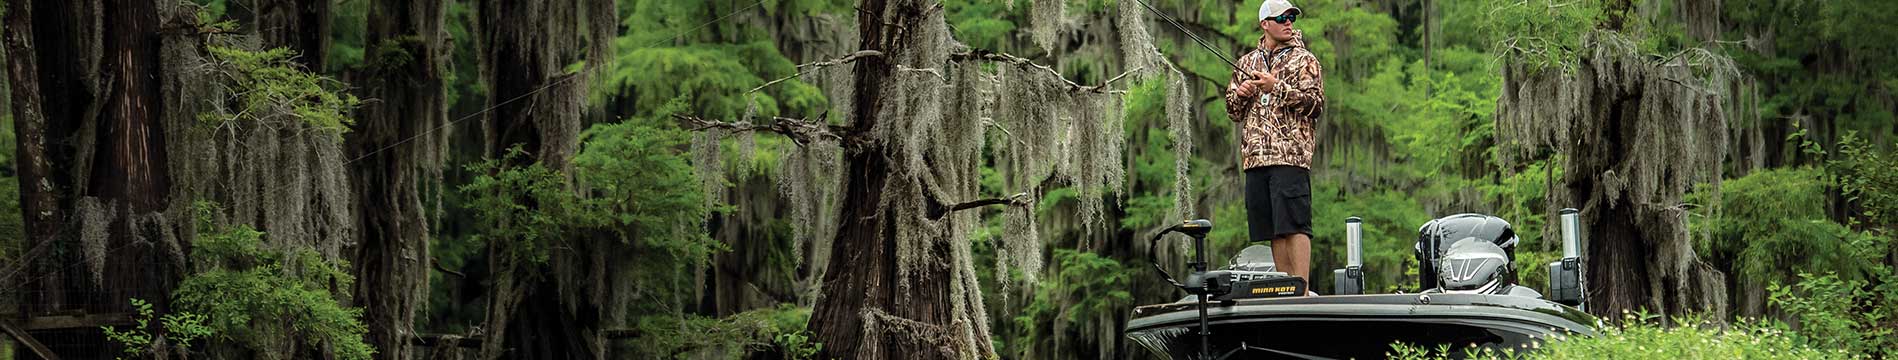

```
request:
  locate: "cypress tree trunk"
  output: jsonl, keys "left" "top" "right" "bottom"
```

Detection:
{"left": 476, "top": 0, "right": 613, "bottom": 358}
{"left": 808, "top": 1, "right": 979, "bottom": 359}
{"left": 350, "top": 0, "right": 448, "bottom": 358}
{"left": 252, "top": 0, "right": 332, "bottom": 70}
{"left": 1498, "top": 32, "right": 1732, "bottom": 320}
{"left": 1, "top": 0, "right": 180, "bottom": 316}
{"left": 2, "top": 0, "right": 65, "bottom": 315}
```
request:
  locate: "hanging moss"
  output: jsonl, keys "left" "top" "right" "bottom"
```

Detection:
{"left": 1165, "top": 67, "right": 1196, "bottom": 229}
{"left": 1497, "top": 31, "right": 1741, "bottom": 317}
{"left": 199, "top": 46, "right": 359, "bottom": 134}
{"left": 1029, "top": 0, "right": 1066, "bottom": 54}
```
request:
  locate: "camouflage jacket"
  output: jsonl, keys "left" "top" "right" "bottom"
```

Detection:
{"left": 1225, "top": 31, "right": 1325, "bottom": 170}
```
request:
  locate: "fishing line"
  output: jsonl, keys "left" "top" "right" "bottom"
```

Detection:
{"left": 1126, "top": 0, "right": 1251, "bottom": 79}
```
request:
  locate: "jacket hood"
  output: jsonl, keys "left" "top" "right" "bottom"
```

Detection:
{"left": 1260, "top": 29, "right": 1308, "bottom": 52}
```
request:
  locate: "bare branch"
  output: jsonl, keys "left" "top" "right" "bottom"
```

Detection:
{"left": 750, "top": 50, "right": 885, "bottom": 94}
{"left": 671, "top": 113, "right": 848, "bottom": 147}
{"left": 432, "top": 257, "right": 467, "bottom": 279}
{"left": 950, "top": 49, "right": 1130, "bottom": 94}
{"left": 927, "top": 192, "right": 1031, "bottom": 220}
{"left": 897, "top": 65, "right": 948, "bottom": 82}
{"left": 981, "top": 120, "right": 1028, "bottom": 147}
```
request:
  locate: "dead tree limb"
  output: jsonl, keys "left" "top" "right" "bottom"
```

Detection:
{"left": 671, "top": 113, "right": 852, "bottom": 147}
{"left": 949, "top": 49, "right": 1134, "bottom": 94}
{"left": 750, "top": 50, "right": 884, "bottom": 94}
{"left": 927, "top": 192, "right": 1030, "bottom": 220}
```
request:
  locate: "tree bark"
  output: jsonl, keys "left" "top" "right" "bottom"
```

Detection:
{"left": 349, "top": 0, "right": 447, "bottom": 358}
{"left": 252, "top": 0, "right": 332, "bottom": 70}
{"left": 0, "top": 0, "right": 184, "bottom": 321}
{"left": 2, "top": 0, "right": 64, "bottom": 315}
{"left": 807, "top": 1, "right": 974, "bottom": 359}
{"left": 476, "top": 0, "right": 613, "bottom": 358}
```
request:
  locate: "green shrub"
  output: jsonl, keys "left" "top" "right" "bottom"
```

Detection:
{"left": 170, "top": 202, "right": 373, "bottom": 360}
{"left": 100, "top": 298, "right": 212, "bottom": 360}
{"left": 1694, "top": 167, "right": 1873, "bottom": 287}
{"left": 1767, "top": 233, "right": 1898, "bottom": 357}
{"left": 1389, "top": 313, "right": 1846, "bottom": 359}
{"left": 624, "top": 305, "right": 815, "bottom": 359}
{"left": 199, "top": 46, "right": 359, "bottom": 134}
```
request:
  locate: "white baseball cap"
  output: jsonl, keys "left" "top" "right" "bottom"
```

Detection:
{"left": 1259, "top": 0, "right": 1301, "bottom": 21}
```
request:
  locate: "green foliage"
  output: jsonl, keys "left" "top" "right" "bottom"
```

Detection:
{"left": 1769, "top": 272, "right": 1898, "bottom": 357}
{"left": 461, "top": 118, "right": 722, "bottom": 316}
{"left": 597, "top": 42, "right": 825, "bottom": 120}
{"left": 600, "top": 0, "right": 843, "bottom": 125}
{"left": 0, "top": 112, "right": 19, "bottom": 260}
{"left": 1831, "top": 133, "right": 1898, "bottom": 227}
{"left": 201, "top": 46, "right": 359, "bottom": 134}
{"left": 1475, "top": 0, "right": 1604, "bottom": 72}
{"left": 172, "top": 202, "right": 373, "bottom": 360}
{"left": 459, "top": 147, "right": 576, "bottom": 265}
{"left": 188, "top": 0, "right": 236, "bottom": 33}
{"left": 1005, "top": 249, "right": 1135, "bottom": 358}
{"left": 326, "top": 0, "right": 369, "bottom": 71}
{"left": 1727, "top": 0, "right": 1898, "bottom": 136}
{"left": 1310, "top": 181, "right": 1432, "bottom": 293}
{"left": 625, "top": 305, "right": 816, "bottom": 359}
{"left": 1766, "top": 230, "right": 1898, "bottom": 357}
{"left": 1694, "top": 168, "right": 1874, "bottom": 286}
{"left": 101, "top": 298, "right": 212, "bottom": 360}
{"left": 1389, "top": 314, "right": 1844, "bottom": 359}
{"left": 774, "top": 329, "right": 823, "bottom": 360}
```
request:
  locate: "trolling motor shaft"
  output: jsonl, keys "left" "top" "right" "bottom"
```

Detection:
{"left": 1146, "top": 220, "right": 1217, "bottom": 359}
{"left": 1148, "top": 219, "right": 1308, "bottom": 359}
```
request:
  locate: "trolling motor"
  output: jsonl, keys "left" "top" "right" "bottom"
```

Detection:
{"left": 1149, "top": 220, "right": 1309, "bottom": 360}
{"left": 1546, "top": 208, "right": 1586, "bottom": 308}
{"left": 1147, "top": 219, "right": 1218, "bottom": 360}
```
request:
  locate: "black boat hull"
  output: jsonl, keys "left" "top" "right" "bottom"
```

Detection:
{"left": 1125, "top": 294, "right": 1597, "bottom": 359}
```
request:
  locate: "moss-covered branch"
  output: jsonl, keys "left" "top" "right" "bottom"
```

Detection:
{"left": 949, "top": 49, "right": 1135, "bottom": 94}
{"left": 671, "top": 113, "right": 850, "bottom": 147}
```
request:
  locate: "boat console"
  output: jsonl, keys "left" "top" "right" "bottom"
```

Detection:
{"left": 1129, "top": 209, "right": 1596, "bottom": 359}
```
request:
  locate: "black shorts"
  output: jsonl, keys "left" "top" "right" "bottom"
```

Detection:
{"left": 1244, "top": 165, "right": 1312, "bottom": 243}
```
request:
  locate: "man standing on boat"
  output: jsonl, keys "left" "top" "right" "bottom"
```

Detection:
{"left": 1224, "top": 0, "right": 1325, "bottom": 288}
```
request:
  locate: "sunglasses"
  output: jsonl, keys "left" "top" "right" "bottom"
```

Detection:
{"left": 1264, "top": 13, "right": 1298, "bottom": 24}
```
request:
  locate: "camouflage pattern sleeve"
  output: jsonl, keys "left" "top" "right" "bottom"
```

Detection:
{"left": 1269, "top": 49, "right": 1324, "bottom": 124}
{"left": 1224, "top": 51, "right": 1264, "bottom": 122}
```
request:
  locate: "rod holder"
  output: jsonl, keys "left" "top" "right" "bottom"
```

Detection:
{"left": 1548, "top": 208, "right": 1585, "bottom": 307}
{"left": 1334, "top": 217, "right": 1365, "bottom": 295}
{"left": 1561, "top": 208, "right": 1581, "bottom": 258}
{"left": 1345, "top": 217, "right": 1363, "bottom": 267}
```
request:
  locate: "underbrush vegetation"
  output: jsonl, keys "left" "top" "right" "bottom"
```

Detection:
{"left": 1389, "top": 313, "right": 1847, "bottom": 359}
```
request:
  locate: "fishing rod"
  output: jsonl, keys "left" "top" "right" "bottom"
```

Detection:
{"left": 1127, "top": 0, "right": 1253, "bottom": 80}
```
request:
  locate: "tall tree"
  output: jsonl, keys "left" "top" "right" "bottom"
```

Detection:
{"left": 252, "top": 0, "right": 332, "bottom": 70}
{"left": 680, "top": 0, "right": 1161, "bottom": 357}
{"left": 1498, "top": 31, "right": 1737, "bottom": 318}
{"left": 1, "top": 0, "right": 181, "bottom": 316}
{"left": 2, "top": 0, "right": 64, "bottom": 312}
{"left": 349, "top": 0, "right": 449, "bottom": 358}
{"left": 5, "top": 1, "right": 362, "bottom": 356}
{"left": 475, "top": 0, "right": 615, "bottom": 358}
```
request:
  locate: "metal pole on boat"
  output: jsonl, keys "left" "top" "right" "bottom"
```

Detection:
{"left": 1193, "top": 229, "right": 1211, "bottom": 360}
{"left": 1561, "top": 209, "right": 1581, "bottom": 259}
{"left": 1548, "top": 208, "right": 1586, "bottom": 309}
{"left": 1346, "top": 218, "right": 1363, "bottom": 267}
{"left": 1334, "top": 217, "right": 1367, "bottom": 295}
